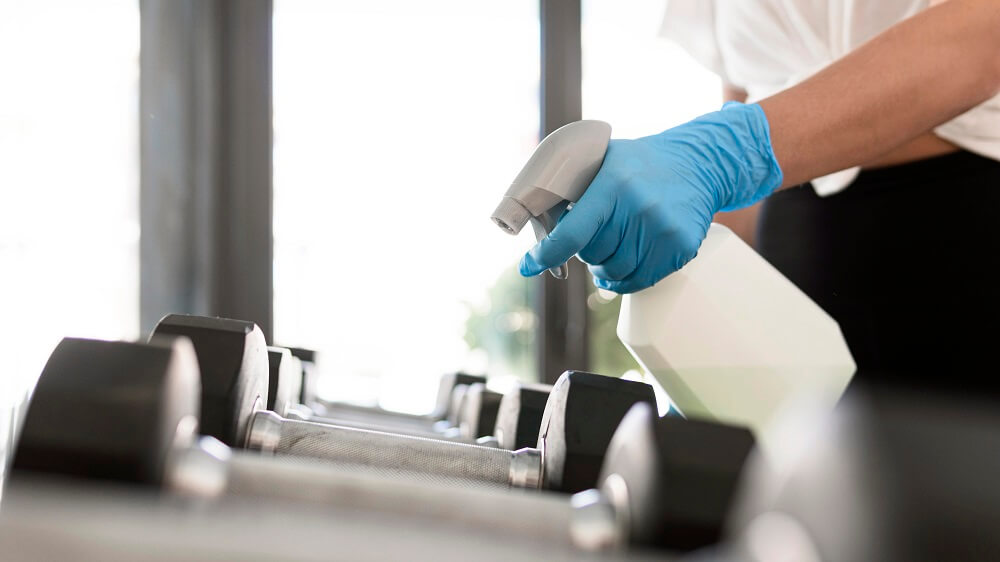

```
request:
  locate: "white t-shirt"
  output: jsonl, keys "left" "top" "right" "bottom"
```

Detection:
{"left": 660, "top": 0, "right": 1000, "bottom": 195}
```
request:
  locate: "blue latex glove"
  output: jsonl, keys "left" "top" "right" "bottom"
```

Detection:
{"left": 519, "top": 102, "right": 784, "bottom": 293}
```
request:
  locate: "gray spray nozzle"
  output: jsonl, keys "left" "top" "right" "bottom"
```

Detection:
{"left": 491, "top": 120, "right": 612, "bottom": 279}
{"left": 491, "top": 197, "right": 532, "bottom": 235}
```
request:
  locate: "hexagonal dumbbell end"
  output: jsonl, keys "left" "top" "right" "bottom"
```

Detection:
{"left": 494, "top": 382, "right": 552, "bottom": 450}
{"left": 538, "top": 371, "right": 657, "bottom": 493}
{"left": 456, "top": 383, "right": 503, "bottom": 441}
{"left": 267, "top": 346, "right": 302, "bottom": 417}
{"left": 725, "top": 385, "right": 1000, "bottom": 562}
{"left": 285, "top": 347, "right": 318, "bottom": 405}
{"left": 13, "top": 337, "right": 201, "bottom": 486}
{"left": 444, "top": 385, "right": 470, "bottom": 428}
{"left": 150, "top": 314, "right": 269, "bottom": 448}
{"left": 599, "top": 402, "right": 755, "bottom": 551}
{"left": 434, "top": 372, "right": 487, "bottom": 421}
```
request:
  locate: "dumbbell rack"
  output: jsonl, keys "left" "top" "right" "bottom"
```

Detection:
{"left": 4, "top": 322, "right": 755, "bottom": 559}
{"left": 0, "top": 478, "right": 664, "bottom": 562}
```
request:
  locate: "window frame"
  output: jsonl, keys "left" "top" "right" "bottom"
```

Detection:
{"left": 139, "top": 0, "right": 588, "bottom": 382}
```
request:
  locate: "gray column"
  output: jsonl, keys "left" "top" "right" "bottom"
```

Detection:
{"left": 140, "top": 0, "right": 273, "bottom": 340}
{"left": 537, "top": 0, "right": 589, "bottom": 383}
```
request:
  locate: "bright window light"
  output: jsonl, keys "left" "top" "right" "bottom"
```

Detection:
{"left": 273, "top": 1, "right": 540, "bottom": 414}
{"left": 0, "top": 0, "right": 139, "bottom": 483}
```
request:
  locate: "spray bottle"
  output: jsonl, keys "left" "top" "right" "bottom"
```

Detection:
{"left": 491, "top": 121, "right": 856, "bottom": 454}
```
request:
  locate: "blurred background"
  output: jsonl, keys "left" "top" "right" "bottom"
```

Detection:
{"left": 1, "top": 0, "right": 719, "bottom": 419}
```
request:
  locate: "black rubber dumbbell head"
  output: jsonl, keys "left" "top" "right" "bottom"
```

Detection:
{"left": 725, "top": 384, "right": 1000, "bottom": 562}
{"left": 13, "top": 337, "right": 200, "bottom": 486}
{"left": 456, "top": 383, "right": 502, "bottom": 440}
{"left": 150, "top": 314, "right": 268, "bottom": 448}
{"left": 433, "top": 372, "right": 487, "bottom": 420}
{"left": 538, "top": 371, "right": 657, "bottom": 493}
{"left": 599, "top": 402, "right": 754, "bottom": 551}
{"left": 285, "top": 347, "right": 318, "bottom": 404}
{"left": 285, "top": 347, "right": 316, "bottom": 364}
{"left": 445, "top": 384, "right": 470, "bottom": 427}
{"left": 494, "top": 383, "right": 552, "bottom": 450}
{"left": 267, "top": 347, "right": 302, "bottom": 417}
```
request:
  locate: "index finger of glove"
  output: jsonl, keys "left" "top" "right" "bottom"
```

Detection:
{"left": 519, "top": 197, "right": 608, "bottom": 277}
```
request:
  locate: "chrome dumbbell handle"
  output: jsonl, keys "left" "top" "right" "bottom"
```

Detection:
{"left": 311, "top": 400, "right": 439, "bottom": 430}
{"left": 246, "top": 411, "right": 541, "bottom": 489}
{"left": 285, "top": 409, "right": 467, "bottom": 443}
{"left": 166, "top": 437, "right": 620, "bottom": 551}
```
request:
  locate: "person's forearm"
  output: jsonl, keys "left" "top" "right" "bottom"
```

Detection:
{"left": 759, "top": 0, "right": 1000, "bottom": 188}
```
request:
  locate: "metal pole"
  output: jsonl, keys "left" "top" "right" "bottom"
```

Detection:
{"left": 140, "top": 0, "right": 273, "bottom": 340}
{"left": 537, "top": 0, "right": 589, "bottom": 383}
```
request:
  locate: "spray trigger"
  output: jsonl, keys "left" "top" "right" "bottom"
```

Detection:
{"left": 529, "top": 207, "right": 567, "bottom": 279}
{"left": 490, "top": 120, "right": 612, "bottom": 281}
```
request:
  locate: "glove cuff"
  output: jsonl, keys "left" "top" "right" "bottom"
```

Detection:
{"left": 716, "top": 102, "right": 784, "bottom": 211}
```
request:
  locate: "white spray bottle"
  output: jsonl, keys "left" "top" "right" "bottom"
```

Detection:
{"left": 491, "top": 120, "right": 856, "bottom": 455}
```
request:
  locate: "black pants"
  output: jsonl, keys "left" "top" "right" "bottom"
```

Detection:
{"left": 757, "top": 151, "right": 1000, "bottom": 394}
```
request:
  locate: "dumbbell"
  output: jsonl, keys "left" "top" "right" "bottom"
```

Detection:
{"left": 306, "top": 381, "right": 545, "bottom": 449}
{"left": 283, "top": 346, "right": 320, "bottom": 406}
{"left": 274, "top": 342, "right": 480, "bottom": 427}
{"left": 309, "top": 373, "right": 491, "bottom": 435}
{"left": 270, "top": 344, "right": 546, "bottom": 448}
{"left": 494, "top": 382, "right": 552, "bottom": 450}
{"left": 268, "top": 347, "right": 552, "bottom": 450}
{"left": 266, "top": 346, "right": 466, "bottom": 442}
{"left": 285, "top": 345, "right": 489, "bottom": 435}
{"left": 453, "top": 382, "right": 503, "bottom": 443}
{"left": 12, "top": 336, "right": 755, "bottom": 552}
{"left": 286, "top": 372, "right": 502, "bottom": 445}
{"left": 265, "top": 346, "right": 304, "bottom": 417}
{"left": 280, "top": 346, "right": 541, "bottom": 447}
{"left": 152, "top": 314, "right": 656, "bottom": 492}
{"left": 713, "top": 382, "right": 1000, "bottom": 562}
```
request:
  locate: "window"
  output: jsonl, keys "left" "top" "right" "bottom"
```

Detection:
{"left": 581, "top": 0, "right": 722, "bottom": 376}
{"left": 0, "top": 0, "right": 140, "bottom": 481}
{"left": 273, "top": 1, "right": 540, "bottom": 413}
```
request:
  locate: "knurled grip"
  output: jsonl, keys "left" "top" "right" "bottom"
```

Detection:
{"left": 247, "top": 412, "right": 540, "bottom": 489}
{"left": 300, "top": 413, "right": 464, "bottom": 443}
{"left": 313, "top": 403, "right": 439, "bottom": 433}
{"left": 165, "top": 436, "right": 616, "bottom": 550}
{"left": 222, "top": 452, "right": 576, "bottom": 544}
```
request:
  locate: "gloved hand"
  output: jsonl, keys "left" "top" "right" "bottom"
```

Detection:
{"left": 519, "top": 102, "right": 784, "bottom": 293}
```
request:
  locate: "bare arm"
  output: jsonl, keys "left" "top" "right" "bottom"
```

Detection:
{"left": 759, "top": 0, "right": 1000, "bottom": 188}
